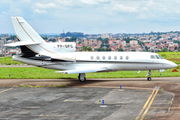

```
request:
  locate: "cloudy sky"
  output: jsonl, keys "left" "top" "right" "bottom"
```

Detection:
{"left": 1, "top": 0, "right": 180, "bottom": 34}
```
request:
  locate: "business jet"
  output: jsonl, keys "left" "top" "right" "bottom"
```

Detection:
{"left": 6, "top": 17, "right": 177, "bottom": 82}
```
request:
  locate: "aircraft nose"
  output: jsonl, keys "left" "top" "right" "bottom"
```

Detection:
{"left": 169, "top": 61, "right": 177, "bottom": 68}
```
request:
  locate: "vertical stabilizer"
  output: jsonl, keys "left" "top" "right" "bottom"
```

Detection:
{"left": 11, "top": 17, "right": 45, "bottom": 43}
{"left": 11, "top": 17, "right": 76, "bottom": 55}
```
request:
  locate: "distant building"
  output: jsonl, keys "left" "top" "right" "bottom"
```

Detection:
{"left": 101, "top": 33, "right": 109, "bottom": 39}
{"left": 130, "top": 40, "right": 138, "bottom": 46}
{"left": 121, "top": 40, "right": 126, "bottom": 47}
{"left": 84, "top": 39, "right": 88, "bottom": 45}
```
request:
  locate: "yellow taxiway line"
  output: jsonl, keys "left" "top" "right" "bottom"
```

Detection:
{"left": 0, "top": 88, "right": 13, "bottom": 94}
{"left": 136, "top": 86, "right": 159, "bottom": 120}
{"left": 150, "top": 107, "right": 180, "bottom": 109}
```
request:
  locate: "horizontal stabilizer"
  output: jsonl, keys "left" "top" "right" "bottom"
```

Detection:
{"left": 5, "top": 41, "right": 41, "bottom": 46}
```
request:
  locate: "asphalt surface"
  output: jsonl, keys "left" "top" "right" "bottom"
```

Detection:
{"left": 0, "top": 87, "right": 174, "bottom": 120}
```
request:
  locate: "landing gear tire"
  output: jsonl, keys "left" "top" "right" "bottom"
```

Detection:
{"left": 146, "top": 70, "right": 152, "bottom": 81}
{"left": 147, "top": 77, "right": 151, "bottom": 81}
{"left": 79, "top": 77, "right": 86, "bottom": 82}
{"left": 78, "top": 73, "right": 86, "bottom": 82}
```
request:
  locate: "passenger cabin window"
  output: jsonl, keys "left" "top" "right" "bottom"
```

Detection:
{"left": 91, "top": 56, "right": 94, "bottom": 60}
{"left": 102, "top": 56, "right": 105, "bottom": 60}
{"left": 108, "top": 56, "right": 111, "bottom": 60}
{"left": 126, "top": 56, "right": 129, "bottom": 60}
{"left": 120, "top": 56, "right": 123, "bottom": 60}
{"left": 150, "top": 55, "right": 156, "bottom": 59}
{"left": 114, "top": 56, "right": 117, "bottom": 60}
{"left": 155, "top": 55, "right": 160, "bottom": 59}
{"left": 96, "top": 56, "right": 100, "bottom": 60}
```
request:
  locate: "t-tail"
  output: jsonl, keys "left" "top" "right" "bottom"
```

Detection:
{"left": 6, "top": 17, "right": 76, "bottom": 61}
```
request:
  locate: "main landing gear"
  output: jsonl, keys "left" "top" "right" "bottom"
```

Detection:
{"left": 147, "top": 70, "right": 152, "bottom": 81}
{"left": 78, "top": 73, "right": 86, "bottom": 82}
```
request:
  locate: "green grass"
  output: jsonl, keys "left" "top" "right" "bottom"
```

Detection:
{"left": 0, "top": 57, "right": 23, "bottom": 65}
{"left": 158, "top": 52, "right": 180, "bottom": 64}
{"left": 19, "top": 84, "right": 25, "bottom": 87}
{"left": 0, "top": 67, "right": 179, "bottom": 79}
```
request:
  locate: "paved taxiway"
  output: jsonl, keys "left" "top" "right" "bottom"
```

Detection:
{"left": 0, "top": 85, "right": 174, "bottom": 120}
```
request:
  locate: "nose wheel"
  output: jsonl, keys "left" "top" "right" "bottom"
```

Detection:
{"left": 78, "top": 73, "right": 86, "bottom": 82}
{"left": 147, "top": 77, "right": 151, "bottom": 81}
{"left": 146, "top": 70, "right": 152, "bottom": 81}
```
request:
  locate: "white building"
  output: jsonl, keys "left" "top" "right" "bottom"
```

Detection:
{"left": 101, "top": 33, "right": 109, "bottom": 39}
{"left": 130, "top": 40, "right": 138, "bottom": 46}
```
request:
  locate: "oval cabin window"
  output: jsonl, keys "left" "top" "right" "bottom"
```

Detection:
{"left": 126, "top": 56, "right": 129, "bottom": 60}
{"left": 91, "top": 56, "right": 94, "bottom": 60}
{"left": 108, "top": 56, "right": 111, "bottom": 60}
{"left": 120, "top": 56, "right": 123, "bottom": 60}
{"left": 114, "top": 56, "right": 117, "bottom": 60}
{"left": 96, "top": 56, "right": 100, "bottom": 60}
{"left": 102, "top": 56, "right": 105, "bottom": 60}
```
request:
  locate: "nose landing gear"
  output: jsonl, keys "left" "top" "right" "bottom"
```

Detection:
{"left": 147, "top": 70, "right": 152, "bottom": 81}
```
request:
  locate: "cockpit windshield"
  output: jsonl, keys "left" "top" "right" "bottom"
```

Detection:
{"left": 155, "top": 55, "right": 160, "bottom": 59}
{"left": 150, "top": 55, "right": 164, "bottom": 59}
{"left": 150, "top": 55, "right": 156, "bottom": 59}
{"left": 158, "top": 55, "right": 164, "bottom": 59}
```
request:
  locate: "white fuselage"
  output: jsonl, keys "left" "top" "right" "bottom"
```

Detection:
{"left": 13, "top": 51, "right": 177, "bottom": 72}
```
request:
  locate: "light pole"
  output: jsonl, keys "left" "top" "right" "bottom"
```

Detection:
{"left": 1, "top": 34, "right": 8, "bottom": 57}
{"left": 4, "top": 34, "right": 7, "bottom": 57}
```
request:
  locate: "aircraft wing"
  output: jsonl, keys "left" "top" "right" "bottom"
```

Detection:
{"left": 56, "top": 67, "right": 110, "bottom": 74}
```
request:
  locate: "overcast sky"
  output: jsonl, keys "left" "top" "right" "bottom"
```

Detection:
{"left": 1, "top": 0, "right": 180, "bottom": 34}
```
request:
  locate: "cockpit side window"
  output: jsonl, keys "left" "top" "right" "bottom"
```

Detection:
{"left": 158, "top": 55, "right": 164, "bottom": 59}
{"left": 150, "top": 55, "right": 156, "bottom": 59}
{"left": 155, "top": 55, "right": 160, "bottom": 59}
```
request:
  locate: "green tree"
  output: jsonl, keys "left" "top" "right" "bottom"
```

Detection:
{"left": 145, "top": 46, "right": 148, "bottom": 51}
{"left": 97, "top": 48, "right": 103, "bottom": 51}
{"left": 173, "top": 40, "right": 180, "bottom": 44}
{"left": 161, "top": 48, "right": 168, "bottom": 52}
{"left": 6, "top": 35, "right": 16, "bottom": 40}
{"left": 156, "top": 36, "right": 161, "bottom": 40}
{"left": 49, "top": 39, "right": 56, "bottom": 42}
{"left": 97, "top": 37, "right": 103, "bottom": 41}
{"left": 118, "top": 48, "right": 124, "bottom": 51}
{"left": 66, "top": 37, "right": 77, "bottom": 42}
{"left": 106, "top": 48, "right": 111, "bottom": 51}
{"left": 104, "top": 38, "right": 109, "bottom": 44}
{"left": 70, "top": 37, "right": 77, "bottom": 42}
{"left": 79, "top": 46, "right": 92, "bottom": 51}
{"left": 42, "top": 36, "right": 48, "bottom": 40}
{"left": 97, "top": 48, "right": 111, "bottom": 51}
{"left": 175, "top": 46, "right": 178, "bottom": 50}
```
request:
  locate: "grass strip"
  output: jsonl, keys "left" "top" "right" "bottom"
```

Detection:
{"left": 0, "top": 67, "right": 179, "bottom": 79}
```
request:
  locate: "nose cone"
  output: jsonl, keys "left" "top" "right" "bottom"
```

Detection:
{"left": 168, "top": 61, "right": 177, "bottom": 68}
